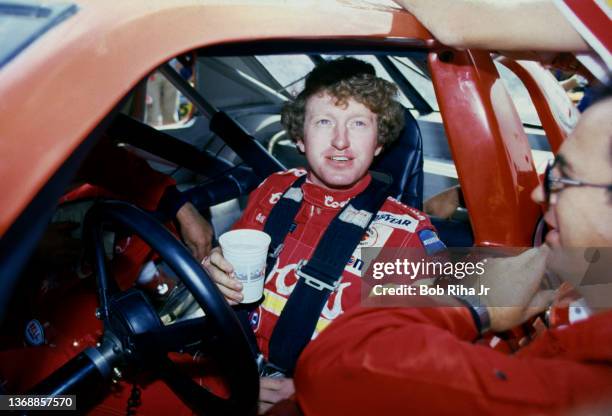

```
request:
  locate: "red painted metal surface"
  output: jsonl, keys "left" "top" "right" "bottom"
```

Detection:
{"left": 0, "top": 283, "right": 192, "bottom": 414}
{"left": 0, "top": 0, "right": 432, "bottom": 238}
{"left": 429, "top": 50, "right": 541, "bottom": 246}
{"left": 0, "top": 286, "right": 101, "bottom": 392}
{"left": 1, "top": 1, "right": 566, "bottom": 412}
{"left": 0, "top": 2, "right": 437, "bottom": 412}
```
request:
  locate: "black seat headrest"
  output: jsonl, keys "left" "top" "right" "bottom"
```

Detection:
{"left": 371, "top": 108, "right": 424, "bottom": 210}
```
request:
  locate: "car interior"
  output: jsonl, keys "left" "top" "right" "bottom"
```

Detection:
{"left": 0, "top": 40, "right": 556, "bottom": 413}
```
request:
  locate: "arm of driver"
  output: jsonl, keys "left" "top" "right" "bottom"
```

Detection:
{"left": 176, "top": 202, "right": 214, "bottom": 261}
{"left": 391, "top": 0, "right": 588, "bottom": 52}
{"left": 201, "top": 247, "right": 243, "bottom": 304}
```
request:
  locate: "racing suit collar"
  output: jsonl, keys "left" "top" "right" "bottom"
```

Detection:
{"left": 302, "top": 172, "right": 372, "bottom": 209}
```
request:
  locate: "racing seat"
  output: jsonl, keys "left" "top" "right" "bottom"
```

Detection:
{"left": 370, "top": 108, "right": 474, "bottom": 246}
{"left": 371, "top": 108, "right": 424, "bottom": 210}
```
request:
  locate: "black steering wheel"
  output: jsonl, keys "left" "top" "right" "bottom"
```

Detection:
{"left": 33, "top": 200, "right": 259, "bottom": 415}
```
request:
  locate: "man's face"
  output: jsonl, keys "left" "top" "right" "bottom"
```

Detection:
{"left": 297, "top": 92, "right": 382, "bottom": 190}
{"left": 532, "top": 98, "right": 612, "bottom": 248}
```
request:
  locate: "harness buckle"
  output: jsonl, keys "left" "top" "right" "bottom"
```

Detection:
{"left": 259, "top": 360, "right": 287, "bottom": 378}
{"left": 295, "top": 259, "right": 339, "bottom": 292}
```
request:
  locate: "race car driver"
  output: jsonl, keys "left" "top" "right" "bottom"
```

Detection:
{"left": 201, "top": 57, "right": 443, "bottom": 413}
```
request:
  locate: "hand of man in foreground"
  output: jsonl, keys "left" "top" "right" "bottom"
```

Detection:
{"left": 479, "top": 246, "right": 555, "bottom": 332}
{"left": 259, "top": 376, "right": 295, "bottom": 415}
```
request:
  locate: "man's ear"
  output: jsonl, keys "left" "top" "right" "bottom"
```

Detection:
{"left": 296, "top": 138, "right": 305, "bottom": 153}
{"left": 374, "top": 144, "right": 383, "bottom": 157}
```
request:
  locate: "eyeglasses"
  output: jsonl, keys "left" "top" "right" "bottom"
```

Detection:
{"left": 544, "top": 159, "right": 612, "bottom": 204}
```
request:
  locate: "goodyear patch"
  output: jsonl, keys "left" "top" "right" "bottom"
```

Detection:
{"left": 418, "top": 229, "right": 446, "bottom": 255}
{"left": 373, "top": 211, "right": 418, "bottom": 233}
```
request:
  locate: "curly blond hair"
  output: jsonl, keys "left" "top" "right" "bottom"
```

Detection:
{"left": 281, "top": 58, "right": 404, "bottom": 147}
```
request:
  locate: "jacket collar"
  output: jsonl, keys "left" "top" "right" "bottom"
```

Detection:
{"left": 302, "top": 173, "right": 372, "bottom": 209}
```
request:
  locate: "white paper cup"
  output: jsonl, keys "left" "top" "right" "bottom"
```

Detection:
{"left": 219, "top": 229, "right": 271, "bottom": 303}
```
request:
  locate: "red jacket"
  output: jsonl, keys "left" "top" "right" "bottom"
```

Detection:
{"left": 233, "top": 168, "right": 438, "bottom": 359}
{"left": 295, "top": 305, "right": 612, "bottom": 415}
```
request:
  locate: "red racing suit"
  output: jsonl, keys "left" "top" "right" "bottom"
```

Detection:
{"left": 233, "top": 168, "right": 439, "bottom": 359}
{"left": 295, "top": 306, "right": 612, "bottom": 415}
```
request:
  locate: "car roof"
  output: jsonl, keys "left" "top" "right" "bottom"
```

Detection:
{"left": 0, "top": 0, "right": 433, "bottom": 236}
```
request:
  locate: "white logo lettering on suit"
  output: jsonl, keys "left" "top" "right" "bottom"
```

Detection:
{"left": 271, "top": 262, "right": 298, "bottom": 296}
{"left": 269, "top": 192, "right": 282, "bottom": 204}
{"left": 324, "top": 195, "right": 349, "bottom": 208}
{"left": 321, "top": 282, "right": 351, "bottom": 320}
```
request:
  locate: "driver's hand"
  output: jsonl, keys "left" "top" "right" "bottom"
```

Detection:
{"left": 176, "top": 202, "right": 214, "bottom": 261}
{"left": 259, "top": 376, "right": 296, "bottom": 415}
{"left": 201, "top": 247, "right": 243, "bottom": 304}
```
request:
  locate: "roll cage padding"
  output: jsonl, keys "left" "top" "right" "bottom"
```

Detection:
{"left": 107, "top": 113, "right": 234, "bottom": 176}
{"left": 209, "top": 111, "right": 285, "bottom": 181}
{"left": 182, "top": 166, "right": 258, "bottom": 212}
{"left": 156, "top": 165, "right": 258, "bottom": 220}
{"left": 371, "top": 108, "right": 424, "bottom": 210}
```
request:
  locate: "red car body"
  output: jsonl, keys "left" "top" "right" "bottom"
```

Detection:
{"left": 0, "top": 0, "right": 577, "bottom": 414}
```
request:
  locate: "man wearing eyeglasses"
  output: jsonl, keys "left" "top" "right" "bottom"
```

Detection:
{"left": 290, "top": 86, "right": 612, "bottom": 415}
{"left": 540, "top": 136, "right": 612, "bottom": 249}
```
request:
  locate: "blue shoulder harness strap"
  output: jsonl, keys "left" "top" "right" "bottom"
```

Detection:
{"left": 263, "top": 174, "right": 307, "bottom": 277}
{"left": 264, "top": 176, "right": 390, "bottom": 375}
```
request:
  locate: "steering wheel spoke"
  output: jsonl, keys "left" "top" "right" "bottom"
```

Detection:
{"left": 158, "top": 355, "right": 243, "bottom": 415}
{"left": 132, "top": 316, "right": 219, "bottom": 354}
